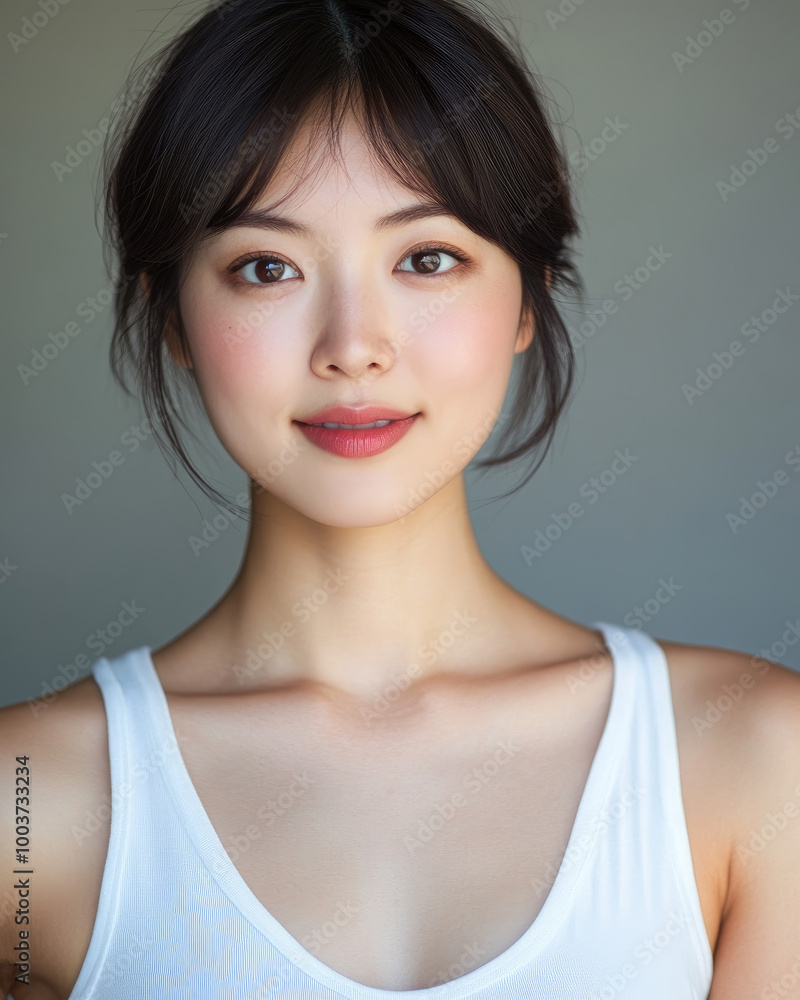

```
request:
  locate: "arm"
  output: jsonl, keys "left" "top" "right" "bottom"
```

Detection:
{"left": 707, "top": 652, "right": 800, "bottom": 998}
{"left": 0, "top": 679, "right": 107, "bottom": 1000}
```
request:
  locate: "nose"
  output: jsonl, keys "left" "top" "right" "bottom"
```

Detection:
{"left": 309, "top": 289, "right": 400, "bottom": 383}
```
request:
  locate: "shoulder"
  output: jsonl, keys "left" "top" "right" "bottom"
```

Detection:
{"left": 656, "top": 633, "right": 800, "bottom": 762}
{"left": 0, "top": 672, "right": 111, "bottom": 978}
{"left": 656, "top": 633, "right": 800, "bottom": 815}
{"left": 655, "top": 634, "right": 800, "bottom": 988}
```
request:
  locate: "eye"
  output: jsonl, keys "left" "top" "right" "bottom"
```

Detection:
{"left": 227, "top": 241, "right": 471, "bottom": 287}
{"left": 230, "top": 253, "right": 300, "bottom": 285}
{"left": 397, "top": 243, "right": 469, "bottom": 276}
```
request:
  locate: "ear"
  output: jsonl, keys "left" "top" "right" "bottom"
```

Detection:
{"left": 514, "top": 299, "right": 535, "bottom": 354}
{"left": 139, "top": 271, "right": 193, "bottom": 370}
{"left": 515, "top": 266, "right": 551, "bottom": 354}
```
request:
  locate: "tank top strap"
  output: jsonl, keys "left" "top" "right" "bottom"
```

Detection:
{"left": 591, "top": 621, "right": 714, "bottom": 985}
{"left": 592, "top": 621, "right": 688, "bottom": 825}
{"left": 71, "top": 648, "right": 192, "bottom": 999}
{"left": 91, "top": 646, "right": 186, "bottom": 770}
{"left": 592, "top": 621, "right": 679, "bottom": 787}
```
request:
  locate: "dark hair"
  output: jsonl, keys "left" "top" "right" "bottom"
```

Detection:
{"left": 101, "top": 0, "right": 583, "bottom": 519}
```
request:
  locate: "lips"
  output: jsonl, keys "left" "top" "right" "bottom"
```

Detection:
{"left": 295, "top": 404, "right": 418, "bottom": 426}
{"left": 292, "top": 404, "right": 421, "bottom": 458}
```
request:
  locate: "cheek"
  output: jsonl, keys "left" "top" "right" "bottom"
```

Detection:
{"left": 178, "top": 293, "right": 301, "bottom": 445}
{"left": 409, "top": 287, "right": 519, "bottom": 422}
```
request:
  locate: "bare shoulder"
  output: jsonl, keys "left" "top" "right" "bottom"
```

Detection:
{"left": 0, "top": 673, "right": 112, "bottom": 996}
{"left": 655, "top": 633, "right": 800, "bottom": 767}
{"left": 654, "top": 634, "right": 800, "bottom": 992}
{"left": 656, "top": 633, "right": 800, "bottom": 823}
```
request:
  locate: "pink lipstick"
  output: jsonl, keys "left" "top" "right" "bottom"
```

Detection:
{"left": 293, "top": 404, "right": 421, "bottom": 458}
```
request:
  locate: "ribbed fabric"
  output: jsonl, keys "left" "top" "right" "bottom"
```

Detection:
{"left": 54, "top": 621, "right": 713, "bottom": 999}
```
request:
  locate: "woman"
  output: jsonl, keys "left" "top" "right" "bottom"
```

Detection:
{"left": 2, "top": 0, "right": 799, "bottom": 997}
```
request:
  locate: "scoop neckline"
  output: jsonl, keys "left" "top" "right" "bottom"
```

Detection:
{"left": 137, "top": 620, "right": 632, "bottom": 999}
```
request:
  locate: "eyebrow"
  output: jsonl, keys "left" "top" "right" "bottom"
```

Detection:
{"left": 223, "top": 201, "right": 457, "bottom": 237}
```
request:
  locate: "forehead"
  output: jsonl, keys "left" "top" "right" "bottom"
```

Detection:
{"left": 247, "top": 109, "right": 428, "bottom": 223}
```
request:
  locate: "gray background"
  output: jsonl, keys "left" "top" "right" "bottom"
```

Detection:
{"left": 1, "top": 0, "right": 798, "bottom": 705}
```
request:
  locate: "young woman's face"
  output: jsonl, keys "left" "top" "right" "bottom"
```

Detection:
{"left": 172, "top": 113, "right": 534, "bottom": 527}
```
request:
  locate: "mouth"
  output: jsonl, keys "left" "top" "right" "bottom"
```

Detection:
{"left": 293, "top": 413, "right": 421, "bottom": 458}
{"left": 301, "top": 419, "right": 397, "bottom": 430}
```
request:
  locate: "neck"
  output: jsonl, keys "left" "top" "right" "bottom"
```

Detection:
{"left": 184, "top": 473, "right": 551, "bottom": 699}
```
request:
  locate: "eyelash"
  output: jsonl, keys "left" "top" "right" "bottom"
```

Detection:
{"left": 227, "top": 242, "right": 472, "bottom": 287}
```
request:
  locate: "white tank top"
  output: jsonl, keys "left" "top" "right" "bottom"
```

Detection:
{"left": 49, "top": 621, "right": 713, "bottom": 999}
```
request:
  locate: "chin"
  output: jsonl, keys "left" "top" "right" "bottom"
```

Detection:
{"left": 260, "top": 475, "right": 420, "bottom": 528}
{"left": 292, "top": 496, "right": 421, "bottom": 529}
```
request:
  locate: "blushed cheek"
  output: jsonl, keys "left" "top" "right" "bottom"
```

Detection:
{"left": 408, "top": 298, "right": 519, "bottom": 457}
{"left": 180, "top": 300, "right": 299, "bottom": 421}
{"left": 414, "top": 299, "right": 518, "bottom": 404}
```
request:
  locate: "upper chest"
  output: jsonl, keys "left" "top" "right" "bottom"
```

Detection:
{"left": 37, "top": 645, "right": 729, "bottom": 997}
{"left": 156, "top": 670, "right": 614, "bottom": 988}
